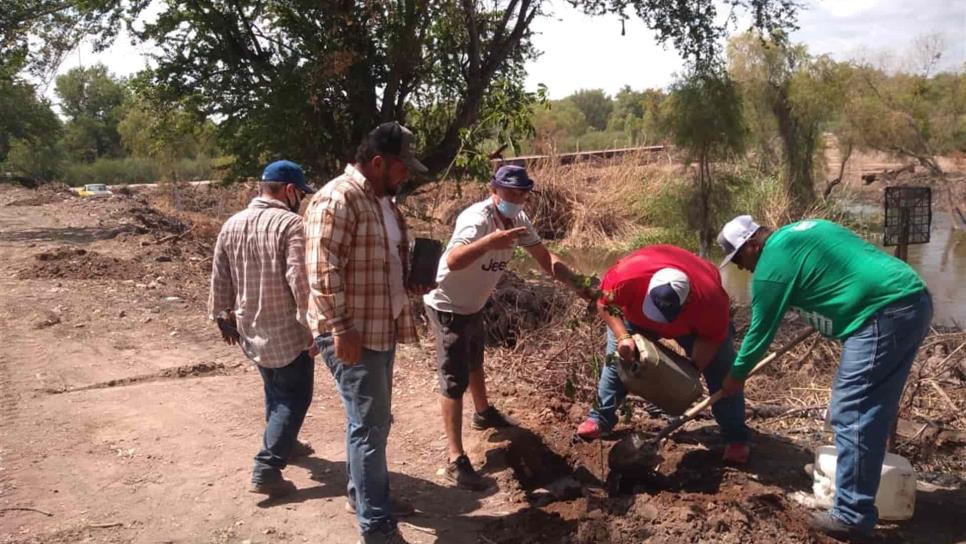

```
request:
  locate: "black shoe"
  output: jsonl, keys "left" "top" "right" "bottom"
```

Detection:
{"left": 249, "top": 478, "right": 296, "bottom": 497}
{"left": 358, "top": 528, "right": 410, "bottom": 544}
{"left": 345, "top": 496, "right": 415, "bottom": 517}
{"left": 472, "top": 406, "right": 517, "bottom": 430}
{"left": 809, "top": 512, "right": 872, "bottom": 542}
{"left": 445, "top": 455, "right": 487, "bottom": 491}
{"left": 290, "top": 439, "right": 314, "bottom": 459}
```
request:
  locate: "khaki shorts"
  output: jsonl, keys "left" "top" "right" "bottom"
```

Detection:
{"left": 425, "top": 304, "right": 485, "bottom": 399}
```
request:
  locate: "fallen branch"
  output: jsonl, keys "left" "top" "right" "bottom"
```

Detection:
{"left": 897, "top": 422, "right": 930, "bottom": 448}
{"left": 0, "top": 507, "right": 53, "bottom": 516}
{"left": 399, "top": 521, "right": 436, "bottom": 535}
{"left": 89, "top": 522, "right": 123, "bottom": 529}
{"left": 141, "top": 226, "right": 195, "bottom": 246}
{"left": 936, "top": 340, "right": 966, "bottom": 376}
{"left": 767, "top": 405, "right": 826, "bottom": 423}
{"left": 925, "top": 380, "right": 961, "bottom": 417}
{"left": 895, "top": 418, "right": 966, "bottom": 446}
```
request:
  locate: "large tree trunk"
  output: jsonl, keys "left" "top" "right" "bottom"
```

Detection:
{"left": 772, "top": 84, "right": 816, "bottom": 213}
{"left": 411, "top": 0, "right": 537, "bottom": 189}
{"left": 693, "top": 152, "right": 713, "bottom": 258}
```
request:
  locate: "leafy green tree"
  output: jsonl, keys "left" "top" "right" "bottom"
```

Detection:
{"left": 575, "top": 0, "right": 799, "bottom": 70}
{"left": 0, "top": 78, "right": 61, "bottom": 164}
{"left": 11, "top": 0, "right": 799, "bottom": 183}
{"left": 2, "top": 137, "right": 66, "bottom": 181}
{"left": 530, "top": 99, "right": 589, "bottom": 153}
{"left": 567, "top": 89, "right": 613, "bottom": 131}
{"left": 606, "top": 87, "right": 669, "bottom": 145}
{"left": 842, "top": 61, "right": 965, "bottom": 175}
{"left": 0, "top": 50, "right": 64, "bottom": 180}
{"left": 117, "top": 76, "right": 218, "bottom": 161}
{"left": 611, "top": 85, "right": 647, "bottom": 120}
{"left": 727, "top": 33, "right": 844, "bottom": 209}
{"left": 0, "top": 0, "right": 124, "bottom": 80}
{"left": 55, "top": 64, "right": 127, "bottom": 162}
{"left": 666, "top": 70, "right": 746, "bottom": 255}
{"left": 639, "top": 89, "right": 670, "bottom": 144}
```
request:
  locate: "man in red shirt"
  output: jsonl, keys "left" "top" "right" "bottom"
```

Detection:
{"left": 576, "top": 244, "right": 750, "bottom": 464}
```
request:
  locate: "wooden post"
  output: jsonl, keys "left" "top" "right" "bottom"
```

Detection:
{"left": 894, "top": 207, "right": 910, "bottom": 261}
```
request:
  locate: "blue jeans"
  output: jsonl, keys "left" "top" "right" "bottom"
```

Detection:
{"left": 830, "top": 290, "right": 932, "bottom": 532}
{"left": 252, "top": 351, "right": 314, "bottom": 484}
{"left": 589, "top": 322, "right": 749, "bottom": 444}
{"left": 317, "top": 333, "right": 396, "bottom": 535}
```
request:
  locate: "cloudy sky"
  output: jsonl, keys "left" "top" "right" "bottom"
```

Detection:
{"left": 527, "top": 0, "right": 966, "bottom": 97}
{"left": 46, "top": 0, "right": 966, "bottom": 102}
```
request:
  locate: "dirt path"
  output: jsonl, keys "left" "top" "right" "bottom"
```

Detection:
{"left": 0, "top": 191, "right": 515, "bottom": 544}
{"left": 0, "top": 186, "right": 963, "bottom": 544}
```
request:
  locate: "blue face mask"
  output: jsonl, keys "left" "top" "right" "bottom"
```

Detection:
{"left": 496, "top": 199, "right": 522, "bottom": 218}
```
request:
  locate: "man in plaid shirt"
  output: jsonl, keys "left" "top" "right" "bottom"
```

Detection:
{"left": 305, "top": 122, "right": 431, "bottom": 544}
{"left": 208, "top": 160, "right": 317, "bottom": 497}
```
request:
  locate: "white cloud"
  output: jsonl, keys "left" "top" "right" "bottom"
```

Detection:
{"left": 818, "top": 0, "right": 876, "bottom": 19}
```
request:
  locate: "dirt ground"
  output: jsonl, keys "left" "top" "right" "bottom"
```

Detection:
{"left": 0, "top": 183, "right": 963, "bottom": 544}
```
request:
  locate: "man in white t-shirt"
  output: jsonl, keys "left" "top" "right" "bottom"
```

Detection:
{"left": 423, "top": 165, "right": 591, "bottom": 490}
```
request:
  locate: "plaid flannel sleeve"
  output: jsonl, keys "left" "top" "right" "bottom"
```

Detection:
{"left": 308, "top": 194, "right": 357, "bottom": 335}
{"left": 284, "top": 217, "right": 311, "bottom": 328}
{"left": 208, "top": 229, "right": 235, "bottom": 320}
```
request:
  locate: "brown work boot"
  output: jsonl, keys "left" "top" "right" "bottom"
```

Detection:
{"left": 358, "top": 528, "right": 410, "bottom": 544}
{"left": 290, "top": 439, "right": 314, "bottom": 459}
{"left": 249, "top": 478, "right": 296, "bottom": 497}
{"left": 808, "top": 511, "right": 872, "bottom": 542}
{"left": 472, "top": 406, "right": 517, "bottom": 430}
{"left": 445, "top": 455, "right": 487, "bottom": 491}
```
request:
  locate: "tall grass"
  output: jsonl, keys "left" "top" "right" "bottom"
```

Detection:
{"left": 62, "top": 158, "right": 160, "bottom": 186}
{"left": 411, "top": 156, "right": 866, "bottom": 254}
{"left": 525, "top": 154, "right": 669, "bottom": 247}
{"left": 60, "top": 156, "right": 216, "bottom": 186}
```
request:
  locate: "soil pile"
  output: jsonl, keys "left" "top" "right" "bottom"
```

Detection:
{"left": 3, "top": 183, "right": 76, "bottom": 207}
{"left": 18, "top": 247, "right": 146, "bottom": 280}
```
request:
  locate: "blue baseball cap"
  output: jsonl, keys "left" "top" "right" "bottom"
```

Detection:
{"left": 261, "top": 160, "right": 315, "bottom": 194}
{"left": 491, "top": 165, "right": 535, "bottom": 191}
{"left": 642, "top": 268, "right": 690, "bottom": 324}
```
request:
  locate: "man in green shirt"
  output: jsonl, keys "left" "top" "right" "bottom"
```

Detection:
{"left": 717, "top": 215, "right": 932, "bottom": 540}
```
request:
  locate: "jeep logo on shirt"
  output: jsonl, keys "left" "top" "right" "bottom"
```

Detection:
{"left": 481, "top": 258, "right": 509, "bottom": 272}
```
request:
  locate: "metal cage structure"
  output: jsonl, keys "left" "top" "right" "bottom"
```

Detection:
{"left": 883, "top": 186, "right": 931, "bottom": 247}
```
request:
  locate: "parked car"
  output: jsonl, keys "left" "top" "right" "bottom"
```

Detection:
{"left": 77, "top": 184, "right": 113, "bottom": 198}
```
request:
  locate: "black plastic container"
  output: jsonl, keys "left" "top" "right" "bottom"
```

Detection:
{"left": 409, "top": 237, "right": 443, "bottom": 288}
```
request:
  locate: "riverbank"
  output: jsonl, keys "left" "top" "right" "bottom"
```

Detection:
{"left": 2, "top": 180, "right": 963, "bottom": 543}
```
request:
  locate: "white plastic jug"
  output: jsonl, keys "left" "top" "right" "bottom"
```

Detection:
{"left": 812, "top": 445, "right": 916, "bottom": 521}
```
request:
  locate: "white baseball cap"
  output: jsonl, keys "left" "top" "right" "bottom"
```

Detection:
{"left": 642, "top": 268, "right": 690, "bottom": 324}
{"left": 717, "top": 215, "right": 761, "bottom": 268}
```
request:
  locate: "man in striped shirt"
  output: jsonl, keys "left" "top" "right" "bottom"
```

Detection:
{"left": 305, "top": 122, "right": 429, "bottom": 544}
{"left": 208, "top": 160, "right": 317, "bottom": 497}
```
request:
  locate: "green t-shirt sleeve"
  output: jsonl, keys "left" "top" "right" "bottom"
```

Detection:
{"left": 732, "top": 278, "right": 794, "bottom": 378}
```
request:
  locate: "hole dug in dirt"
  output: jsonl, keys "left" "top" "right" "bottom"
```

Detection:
{"left": 472, "top": 426, "right": 588, "bottom": 505}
